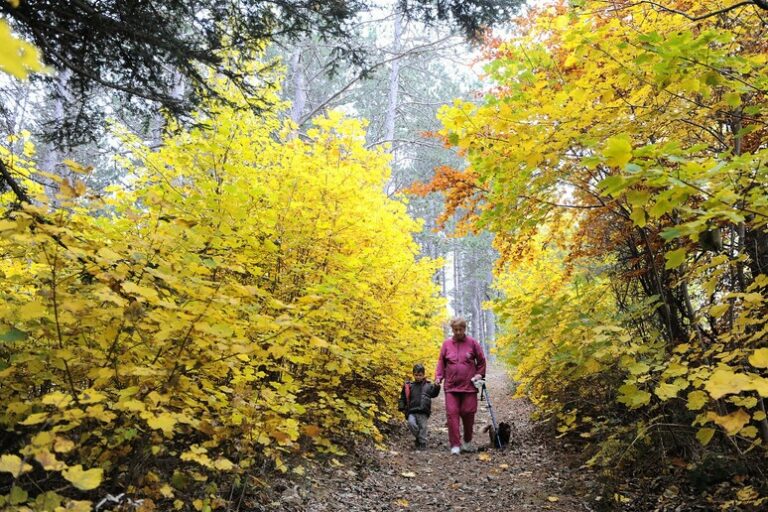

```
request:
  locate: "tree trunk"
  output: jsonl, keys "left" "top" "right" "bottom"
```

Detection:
{"left": 384, "top": 8, "right": 403, "bottom": 194}
{"left": 289, "top": 44, "right": 307, "bottom": 125}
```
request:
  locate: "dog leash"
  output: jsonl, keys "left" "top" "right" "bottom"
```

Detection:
{"left": 476, "top": 379, "right": 503, "bottom": 449}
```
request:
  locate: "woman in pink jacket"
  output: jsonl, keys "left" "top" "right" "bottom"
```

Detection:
{"left": 435, "top": 316, "right": 487, "bottom": 455}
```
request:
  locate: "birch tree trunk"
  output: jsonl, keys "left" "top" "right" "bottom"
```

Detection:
{"left": 289, "top": 44, "right": 307, "bottom": 125}
{"left": 384, "top": 8, "right": 403, "bottom": 195}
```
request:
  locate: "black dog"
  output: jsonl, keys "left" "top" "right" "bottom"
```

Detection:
{"left": 483, "top": 421, "right": 512, "bottom": 449}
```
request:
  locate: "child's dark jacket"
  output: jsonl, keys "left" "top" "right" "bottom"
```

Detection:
{"left": 397, "top": 380, "right": 440, "bottom": 417}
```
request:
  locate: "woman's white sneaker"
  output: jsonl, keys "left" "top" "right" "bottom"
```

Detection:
{"left": 450, "top": 446, "right": 461, "bottom": 455}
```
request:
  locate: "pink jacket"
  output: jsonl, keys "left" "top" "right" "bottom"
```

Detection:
{"left": 435, "top": 336, "right": 486, "bottom": 393}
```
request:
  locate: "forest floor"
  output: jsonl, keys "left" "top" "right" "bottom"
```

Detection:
{"left": 262, "top": 365, "right": 605, "bottom": 512}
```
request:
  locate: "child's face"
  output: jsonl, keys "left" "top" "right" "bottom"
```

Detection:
{"left": 413, "top": 371, "right": 425, "bottom": 382}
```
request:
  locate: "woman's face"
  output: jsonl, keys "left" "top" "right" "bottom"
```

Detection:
{"left": 451, "top": 324, "right": 466, "bottom": 342}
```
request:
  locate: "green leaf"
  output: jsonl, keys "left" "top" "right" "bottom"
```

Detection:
{"left": 629, "top": 207, "right": 647, "bottom": 228}
{"left": 598, "top": 175, "right": 626, "bottom": 196}
{"left": 660, "top": 227, "right": 683, "bottom": 241}
{"left": 9, "top": 485, "right": 28, "bottom": 505}
{"left": 723, "top": 92, "right": 741, "bottom": 107}
{"left": 664, "top": 248, "right": 687, "bottom": 269}
{"left": 0, "top": 327, "right": 27, "bottom": 343}
{"left": 626, "top": 190, "right": 650, "bottom": 207}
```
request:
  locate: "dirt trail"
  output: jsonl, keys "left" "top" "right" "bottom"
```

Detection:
{"left": 291, "top": 365, "right": 597, "bottom": 512}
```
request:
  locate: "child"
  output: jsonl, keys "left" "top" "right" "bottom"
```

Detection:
{"left": 397, "top": 363, "right": 441, "bottom": 450}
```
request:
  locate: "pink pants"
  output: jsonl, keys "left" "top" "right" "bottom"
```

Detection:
{"left": 445, "top": 391, "right": 478, "bottom": 447}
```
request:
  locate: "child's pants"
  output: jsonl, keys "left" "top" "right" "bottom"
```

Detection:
{"left": 445, "top": 391, "right": 478, "bottom": 447}
{"left": 407, "top": 413, "right": 429, "bottom": 446}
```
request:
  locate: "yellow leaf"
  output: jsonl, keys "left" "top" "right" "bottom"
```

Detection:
{"left": 626, "top": 361, "right": 649, "bottom": 375}
{"left": 86, "top": 404, "right": 117, "bottom": 423}
{"left": 19, "top": 412, "right": 48, "bottom": 425}
{"left": 34, "top": 449, "right": 67, "bottom": 471}
{"left": 614, "top": 493, "right": 631, "bottom": 503}
{"left": 54, "top": 436, "right": 75, "bottom": 453}
{"left": 146, "top": 412, "right": 177, "bottom": 435}
{"left": 114, "top": 399, "right": 146, "bottom": 412}
{"left": 160, "top": 484, "right": 174, "bottom": 498}
{"left": 17, "top": 301, "right": 47, "bottom": 321}
{"left": 709, "top": 304, "right": 729, "bottom": 319}
{"left": 748, "top": 348, "right": 768, "bottom": 368}
{"left": 704, "top": 368, "right": 752, "bottom": 399}
{"left": 603, "top": 134, "right": 633, "bottom": 168}
{"left": 477, "top": 453, "right": 491, "bottom": 461}
{"left": 617, "top": 383, "right": 651, "bottom": 409}
{"left": 686, "top": 390, "right": 708, "bottom": 411}
{"left": 0, "top": 454, "right": 33, "bottom": 477}
{"left": 707, "top": 409, "right": 750, "bottom": 435}
{"left": 0, "top": 20, "right": 47, "bottom": 79}
{"left": 395, "top": 498, "right": 409, "bottom": 507}
{"left": 739, "top": 426, "right": 758, "bottom": 439}
{"left": 662, "top": 362, "right": 688, "bottom": 378}
{"left": 729, "top": 395, "right": 757, "bottom": 408}
{"left": 41, "top": 391, "right": 73, "bottom": 409}
{"left": 31, "top": 431, "right": 54, "bottom": 447}
{"left": 62, "top": 159, "right": 93, "bottom": 175}
{"left": 55, "top": 499, "right": 92, "bottom": 512}
{"left": 400, "top": 471, "right": 416, "bottom": 478}
{"left": 62, "top": 465, "right": 104, "bottom": 491}
{"left": 749, "top": 376, "right": 768, "bottom": 397}
{"left": 548, "top": 496, "right": 560, "bottom": 502}
{"left": 121, "top": 281, "right": 160, "bottom": 302}
{"left": 79, "top": 388, "right": 107, "bottom": 404}
{"left": 96, "top": 247, "right": 122, "bottom": 263}
{"left": 655, "top": 380, "right": 686, "bottom": 400}
{"left": 213, "top": 458, "right": 235, "bottom": 471}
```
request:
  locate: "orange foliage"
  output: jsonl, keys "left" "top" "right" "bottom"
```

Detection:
{"left": 406, "top": 165, "right": 486, "bottom": 232}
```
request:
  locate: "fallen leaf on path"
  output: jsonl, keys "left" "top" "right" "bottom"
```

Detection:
{"left": 401, "top": 471, "right": 416, "bottom": 478}
{"left": 395, "top": 498, "right": 409, "bottom": 507}
{"left": 477, "top": 453, "right": 491, "bottom": 461}
{"left": 499, "top": 463, "right": 509, "bottom": 470}
{"left": 547, "top": 496, "right": 559, "bottom": 502}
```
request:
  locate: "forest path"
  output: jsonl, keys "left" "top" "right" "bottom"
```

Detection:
{"left": 294, "top": 364, "right": 598, "bottom": 512}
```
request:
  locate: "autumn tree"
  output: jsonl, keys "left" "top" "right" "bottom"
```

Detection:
{"left": 428, "top": 0, "right": 768, "bottom": 505}
{"left": 0, "top": 0, "right": 521, "bottom": 147}
{"left": 0, "top": 49, "right": 444, "bottom": 509}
